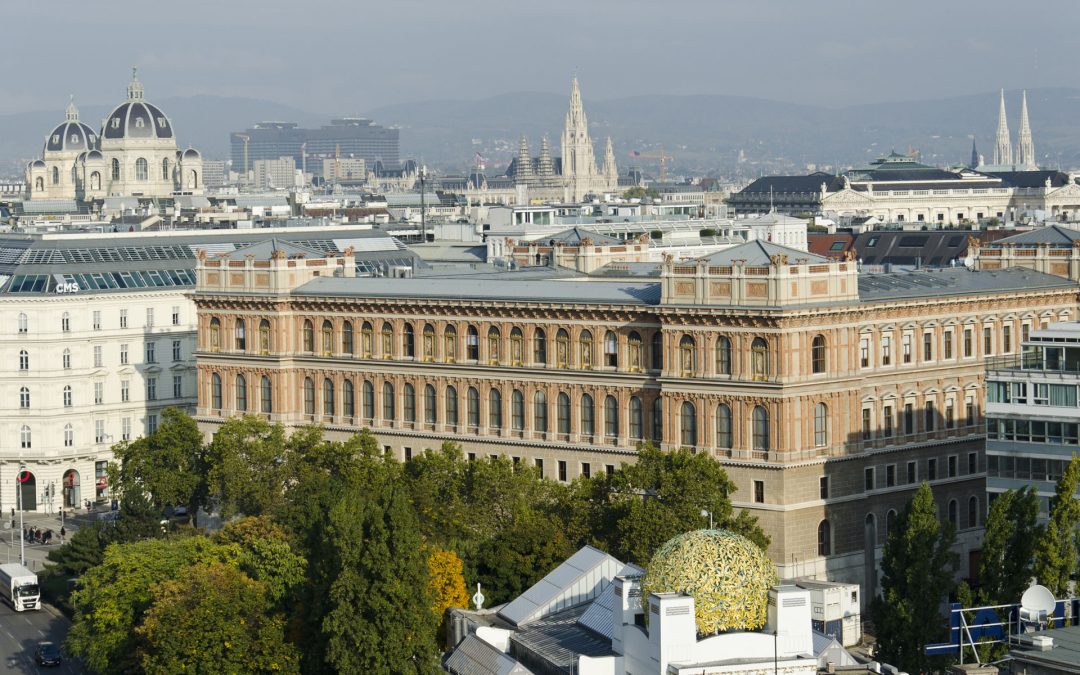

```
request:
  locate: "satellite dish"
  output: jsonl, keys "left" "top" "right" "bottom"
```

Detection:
{"left": 1022, "top": 585, "right": 1057, "bottom": 616}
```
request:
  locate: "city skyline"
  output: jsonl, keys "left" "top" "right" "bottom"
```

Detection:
{"left": 3, "top": 0, "right": 1080, "bottom": 116}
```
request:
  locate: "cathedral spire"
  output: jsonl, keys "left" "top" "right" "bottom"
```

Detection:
{"left": 1017, "top": 90, "right": 1036, "bottom": 169}
{"left": 514, "top": 135, "right": 534, "bottom": 185}
{"left": 602, "top": 136, "right": 618, "bottom": 188}
{"left": 537, "top": 136, "right": 555, "bottom": 183}
{"left": 970, "top": 135, "right": 979, "bottom": 169}
{"left": 65, "top": 95, "right": 79, "bottom": 122}
{"left": 561, "top": 77, "right": 598, "bottom": 201}
{"left": 993, "top": 88, "right": 1012, "bottom": 166}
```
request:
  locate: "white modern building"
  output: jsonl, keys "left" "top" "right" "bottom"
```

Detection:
{"left": 0, "top": 226, "right": 420, "bottom": 514}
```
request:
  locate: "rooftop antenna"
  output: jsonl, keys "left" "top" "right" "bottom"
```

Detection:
{"left": 472, "top": 583, "right": 485, "bottom": 610}
{"left": 1019, "top": 584, "right": 1056, "bottom": 632}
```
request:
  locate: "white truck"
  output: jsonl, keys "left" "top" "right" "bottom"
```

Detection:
{"left": 0, "top": 563, "right": 39, "bottom": 611}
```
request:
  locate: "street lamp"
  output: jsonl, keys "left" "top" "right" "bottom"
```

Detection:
{"left": 16, "top": 465, "right": 26, "bottom": 565}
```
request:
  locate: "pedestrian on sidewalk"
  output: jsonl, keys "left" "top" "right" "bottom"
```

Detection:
{"left": 60, "top": 525, "right": 66, "bottom": 541}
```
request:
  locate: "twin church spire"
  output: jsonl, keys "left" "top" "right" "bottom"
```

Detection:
{"left": 991, "top": 89, "right": 1036, "bottom": 169}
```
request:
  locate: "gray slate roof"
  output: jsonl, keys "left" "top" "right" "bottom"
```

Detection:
{"left": 295, "top": 276, "right": 662, "bottom": 305}
{"left": 988, "top": 224, "right": 1080, "bottom": 246}
{"left": 698, "top": 240, "right": 828, "bottom": 266}
{"left": 445, "top": 634, "right": 533, "bottom": 675}
{"left": 542, "top": 227, "right": 622, "bottom": 246}
{"left": 217, "top": 238, "right": 325, "bottom": 261}
{"left": 858, "top": 267, "right": 1075, "bottom": 302}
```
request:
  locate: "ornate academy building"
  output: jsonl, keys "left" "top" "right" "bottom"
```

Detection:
{"left": 25, "top": 69, "right": 204, "bottom": 204}
{"left": 192, "top": 236, "right": 1080, "bottom": 600}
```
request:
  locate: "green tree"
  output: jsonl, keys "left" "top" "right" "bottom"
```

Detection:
{"left": 874, "top": 483, "right": 958, "bottom": 673}
{"left": 623, "top": 186, "right": 660, "bottom": 200}
{"left": 212, "top": 516, "right": 307, "bottom": 604}
{"left": 206, "top": 415, "right": 290, "bottom": 518}
{"left": 67, "top": 536, "right": 223, "bottom": 673}
{"left": 979, "top": 487, "right": 1041, "bottom": 605}
{"left": 598, "top": 444, "right": 767, "bottom": 564}
{"left": 109, "top": 407, "right": 208, "bottom": 525}
{"left": 473, "top": 508, "right": 575, "bottom": 606}
{"left": 320, "top": 478, "right": 440, "bottom": 673}
{"left": 1034, "top": 455, "right": 1080, "bottom": 596}
{"left": 137, "top": 563, "right": 300, "bottom": 675}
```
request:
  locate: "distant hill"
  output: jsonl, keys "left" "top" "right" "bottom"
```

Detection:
{"left": 4, "top": 88, "right": 1080, "bottom": 177}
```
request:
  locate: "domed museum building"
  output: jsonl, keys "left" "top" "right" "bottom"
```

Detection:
{"left": 25, "top": 69, "right": 203, "bottom": 203}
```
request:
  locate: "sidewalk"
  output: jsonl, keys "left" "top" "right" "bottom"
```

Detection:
{"left": 0, "top": 508, "right": 89, "bottom": 572}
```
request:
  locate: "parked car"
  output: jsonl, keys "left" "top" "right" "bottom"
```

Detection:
{"left": 34, "top": 641, "right": 62, "bottom": 667}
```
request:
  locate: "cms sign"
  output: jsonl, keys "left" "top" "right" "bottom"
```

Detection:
{"left": 55, "top": 282, "right": 79, "bottom": 294}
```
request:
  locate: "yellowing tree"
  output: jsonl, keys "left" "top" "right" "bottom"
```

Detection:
{"left": 427, "top": 547, "right": 469, "bottom": 619}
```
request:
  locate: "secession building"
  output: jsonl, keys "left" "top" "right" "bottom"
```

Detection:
{"left": 25, "top": 69, "right": 204, "bottom": 203}
{"left": 192, "top": 236, "right": 1080, "bottom": 600}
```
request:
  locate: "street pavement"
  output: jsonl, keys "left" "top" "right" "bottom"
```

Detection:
{"left": 0, "top": 601, "right": 79, "bottom": 674}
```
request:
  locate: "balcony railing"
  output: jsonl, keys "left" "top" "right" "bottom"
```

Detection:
{"left": 986, "top": 353, "right": 1080, "bottom": 375}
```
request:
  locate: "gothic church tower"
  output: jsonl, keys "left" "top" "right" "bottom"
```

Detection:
{"left": 1016, "top": 90, "right": 1036, "bottom": 169}
{"left": 561, "top": 77, "right": 599, "bottom": 201}
{"left": 992, "top": 89, "right": 1013, "bottom": 166}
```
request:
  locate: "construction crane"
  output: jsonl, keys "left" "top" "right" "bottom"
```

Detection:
{"left": 631, "top": 144, "right": 675, "bottom": 183}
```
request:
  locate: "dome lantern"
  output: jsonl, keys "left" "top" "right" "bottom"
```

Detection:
{"left": 127, "top": 65, "right": 144, "bottom": 101}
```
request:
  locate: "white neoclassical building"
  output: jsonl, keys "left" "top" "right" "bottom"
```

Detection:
{"left": 0, "top": 226, "right": 414, "bottom": 514}
{"left": 25, "top": 69, "right": 203, "bottom": 204}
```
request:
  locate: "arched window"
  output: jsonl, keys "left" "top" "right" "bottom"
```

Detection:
{"left": 51, "top": 166, "right": 59, "bottom": 185}
{"left": 90, "top": 171, "right": 100, "bottom": 190}
{"left": 489, "top": 388, "right": 503, "bottom": 429}
{"left": 445, "top": 386, "right": 459, "bottom": 427}
{"left": 679, "top": 335, "right": 696, "bottom": 376}
{"left": 487, "top": 327, "right": 501, "bottom": 364}
{"left": 382, "top": 321, "right": 395, "bottom": 358}
{"left": 680, "top": 401, "right": 697, "bottom": 447}
{"left": 604, "top": 395, "right": 618, "bottom": 439}
{"left": 716, "top": 404, "right": 732, "bottom": 449}
{"left": 628, "top": 332, "right": 643, "bottom": 371}
{"left": 62, "top": 348, "right": 71, "bottom": 369}
{"left": 885, "top": 509, "right": 897, "bottom": 539}
{"left": 716, "top": 336, "right": 731, "bottom": 375}
{"left": 162, "top": 158, "right": 170, "bottom": 181}
{"left": 235, "top": 318, "right": 246, "bottom": 351}
{"left": 236, "top": 375, "right": 247, "bottom": 411}
{"left": 135, "top": 157, "right": 148, "bottom": 181}
{"left": 61, "top": 312, "right": 70, "bottom": 332}
{"left": 321, "top": 320, "right": 333, "bottom": 355}
{"left": 212, "top": 373, "right": 223, "bottom": 411}
{"left": 188, "top": 170, "right": 198, "bottom": 189}
{"left": 19, "top": 350, "right": 28, "bottom": 371}
{"left": 302, "top": 377, "right": 314, "bottom": 415}
{"left": 581, "top": 394, "right": 595, "bottom": 436}
{"left": 467, "top": 387, "right": 480, "bottom": 428}
{"left": 812, "top": 335, "right": 827, "bottom": 374}
{"left": 752, "top": 406, "right": 770, "bottom": 451}
{"left": 111, "top": 158, "right": 120, "bottom": 181}
{"left": 35, "top": 176, "right": 44, "bottom": 192}
{"left": 751, "top": 337, "right": 769, "bottom": 380}
{"left": 557, "top": 392, "right": 571, "bottom": 435}
{"left": 555, "top": 329, "right": 570, "bottom": 368}
{"left": 651, "top": 397, "right": 663, "bottom": 442}
{"left": 814, "top": 402, "right": 828, "bottom": 447}
{"left": 423, "top": 324, "right": 436, "bottom": 361}
{"left": 209, "top": 317, "right": 221, "bottom": 352}
{"left": 424, "top": 384, "right": 436, "bottom": 425}
{"left": 302, "top": 319, "right": 313, "bottom": 353}
{"left": 650, "top": 332, "right": 663, "bottom": 371}
{"left": 534, "top": 391, "right": 548, "bottom": 433}
{"left": 362, "top": 321, "right": 376, "bottom": 359}
{"left": 19, "top": 386, "right": 30, "bottom": 409}
{"left": 512, "top": 389, "right": 525, "bottom": 431}
{"left": 343, "top": 380, "right": 355, "bottom": 417}
{"left": 17, "top": 313, "right": 27, "bottom": 334}
{"left": 342, "top": 321, "right": 354, "bottom": 355}
{"left": 629, "top": 396, "right": 643, "bottom": 439}
{"left": 324, "top": 378, "right": 336, "bottom": 416}
{"left": 444, "top": 325, "right": 457, "bottom": 363}
{"left": 403, "top": 383, "right": 416, "bottom": 423}
{"left": 64, "top": 424, "right": 73, "bottom": 448}
{"left": 260, "top": 376, "right": 272, "bottom": 413}
{"left": 62, "top": 385, "right": 72, "bottom": 407}
{"left": 579, "top": 330, "right": 594, "bottom": 369}
{"left": 466, "top": 325, "right": 479, "bottom": 361}
{"left": 948, "top": 499, "right": 958, "bottom": 526}
{"left": 817, "top": 520, "right": 832, "bottom": 556}
{"left": 20, "top": 425, "right": 31, "bottom": 449}
{"left": 510, "top": 327, "right": 524, "bottom": 365}
{"left": 258, "top": 320, "right": 271, "bottom": 354}
{"left": 967, "top": 496, "right": 978, "bottom": 528}
{"left": 382, "top": 381, "right": 394, "bottom": 421}
{"left": 403, "top": 324, "right": 415, "bottom": 358}
{"left": 533, "top": 328, "right": 547, "bottom": 365}
{"left": 362, "top": 380, "right": 375, "bottom": 421}
{"left": 604, "top": 331, "right": 618, "bottom": 368}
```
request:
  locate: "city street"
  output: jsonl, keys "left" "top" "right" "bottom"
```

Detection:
{"left": 0, "top": 602, "right": 78, "bottom": 673}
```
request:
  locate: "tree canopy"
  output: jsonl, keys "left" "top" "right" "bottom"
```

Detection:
{"left": 1034, "top": 455, "right": 1080, "bottom": 596}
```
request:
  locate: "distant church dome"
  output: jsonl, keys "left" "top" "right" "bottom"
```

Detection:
{"left": 102, "top": 68, "right": 174, "bottom": 141}
{"left": 44, "top": 98, "right": 99, "bottom": 153}
{"left": 640, "top": 529, "right": 778, "bottom": 635}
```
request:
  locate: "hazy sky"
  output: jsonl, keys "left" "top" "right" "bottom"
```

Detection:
{"left": 4, "top": 0, "right": 1077, "bottom": 115}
